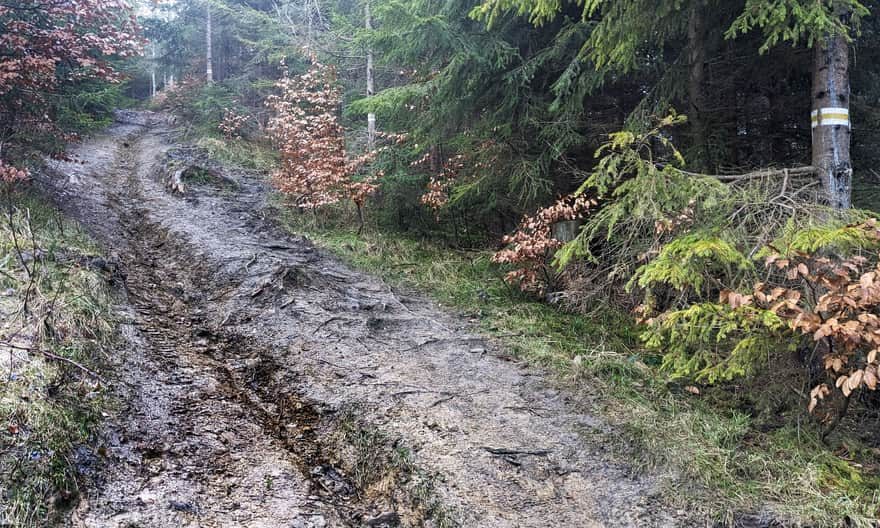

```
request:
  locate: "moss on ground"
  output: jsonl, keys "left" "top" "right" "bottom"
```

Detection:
{"left": 0, "top": 189, "right": 116, "bottom": 526}
{"left": 273, "top": 206, "right": 880, "bottom": 527}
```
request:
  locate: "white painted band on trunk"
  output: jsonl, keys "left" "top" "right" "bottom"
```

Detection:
{"left": 811, "top": 107, "right": 849, "bottom": 116}
{"left": 811, "top": 107, "right": 850, "bottom": 128}
{"left": 812, "top": 118, "right": 849, "bottom": 128}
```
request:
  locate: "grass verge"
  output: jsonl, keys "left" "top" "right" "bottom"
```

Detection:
{"left": 194, "top": 136, "right": 279, "bottom": 173}
{"left": 0, "top": 188, "right": 116, "bottom": 526}
{"left": 272, "top": 207, "right": 880, "bottom": 527}
{"left": 333, "top": 414, "right": 458, "bottom": 528}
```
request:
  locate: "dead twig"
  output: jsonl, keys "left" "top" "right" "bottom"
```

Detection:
{"left": 671, "top": 164, "right": 816, "bottom": 182}
{"left": 430, "top": 389, "right": 489, "bottom": 408}
{"left": 280, "top": 297, "right": 296, "bottom": 309}
{"left": 504, "top": 405, "right": 551, "bottom": 417}
{"left": 312, "top": 316, "right": 356, "bottom": 335}
{"left": 244, "top": 253, "right": 257, "bottom": 271}
{"left": 482, "top": 447, "right": 551, "bottom": 457}
{"left": 0, "top": 340, "right": 105, "bottom": 383}
{"left": 207, "top": 287, "right": 237, "bottom": 301}
{"left": 392, "top": 389, "right": 453, "bottom": 398}
{"left": 400, "top": 337, "right": 481, "bottom": 353}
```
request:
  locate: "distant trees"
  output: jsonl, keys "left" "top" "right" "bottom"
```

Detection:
{"left": 0, "top": 0, "right": 141, "bottom": 166}
{"left": 136, "top": 0, "right": 879, "bottom": 231}
{"left": 138, "top": 0, "right": 310, "bottom": 126}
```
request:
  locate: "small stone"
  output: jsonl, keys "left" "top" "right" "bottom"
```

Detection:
{"left": 243, "top": 357, "right": 261, "bottom": 369}
{"left": 137, "top": 491, "right": 157, "bottom": 505}
{"left": 168, "top": 500, "right": 198, "bottom": 513}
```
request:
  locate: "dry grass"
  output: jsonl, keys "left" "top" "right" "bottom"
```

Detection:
{"left": 0, "top": 189, "right": 116, "bottom": 526}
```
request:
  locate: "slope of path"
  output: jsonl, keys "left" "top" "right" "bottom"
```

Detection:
{"left": 44, "top": 112, "right": 692, "bottom": 527}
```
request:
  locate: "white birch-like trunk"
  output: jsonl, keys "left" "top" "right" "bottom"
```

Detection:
{"left": 366, "top": 1, "right": 376, "bottom": 150}
{"left": 206, "top": 4, "right": 214, "bottom": 84}
{"left": 150, "top": 43, "right": 157, "bottom": 97}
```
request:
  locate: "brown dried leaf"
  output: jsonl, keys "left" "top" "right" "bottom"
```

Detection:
{"left": 797, "top": 263, "right": 809, "bottom": 277}
{"left": 849, "top": 370, "right": 864, "bottom": 391}
{"left": 865, "top": 368, "right": 878, "bottom": 390}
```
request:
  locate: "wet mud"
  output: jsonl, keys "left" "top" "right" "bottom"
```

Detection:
{"left": 43, "top": 111, "right": 692, "bottom": 527}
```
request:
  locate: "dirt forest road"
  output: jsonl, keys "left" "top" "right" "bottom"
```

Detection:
{"left": 42, "top": 111, "right": 690, "bottom": 527}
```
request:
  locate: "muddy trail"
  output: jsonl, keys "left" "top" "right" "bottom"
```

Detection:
{"left": 42, "top": 111, "right": 691, "bottom": 527}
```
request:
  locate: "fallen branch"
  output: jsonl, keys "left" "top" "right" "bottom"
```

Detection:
{"left": 312, "top": 316, "right": 357, "bottom": 335}
{"left": 670, "top": 165, "right": 816, "bottom": 182}
{"left": 482, "top": 447, "right": 551, "bottom": 457}
{"left": 0, "top": 340, "right": 105, "bottom": 383}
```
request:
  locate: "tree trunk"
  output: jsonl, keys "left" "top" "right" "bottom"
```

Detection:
{"left": 206, "top": 4, "right": 214, "bottom": 84}
{"left": 307, "top": 0, "right": 316, "bottom": 47}
{"left": 356, "top": 202, "right": 365, "bottom": 235}
{"left": 365, "top": 1, "right": 376, "bottom": 150}
{"left": 150, "top": 43, "right": 157, "bottom": 97}
{"left": 812, "top": 31, "right": 851, "bottom": 209}
{"left": 687, "top": 0, "right": 708, "bottom": 170}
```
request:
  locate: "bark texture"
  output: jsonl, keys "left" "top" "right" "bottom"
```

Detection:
{"left": 206, "top": 4, "right": 214, "bottom": 84}
{"left": 366, "top": 1, "right": 376, "bottom": 150}
{"left": 150, "top": 43, "right": 157, "bottom": 97}
{"left": 812, "top": 32, "right": 851, "bottom": 209}
{"left": 687, "top": 0, "right": 708, "bottom": 169}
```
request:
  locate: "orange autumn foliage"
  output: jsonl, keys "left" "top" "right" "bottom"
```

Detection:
{"left": 492, "top": 195, "right": 596, "bottom": 293}
{"left": 718, "top": 220, "right": 880, "bottom": 414}
{"left": 266, "top": 57, "right": 377, "bottom": 210}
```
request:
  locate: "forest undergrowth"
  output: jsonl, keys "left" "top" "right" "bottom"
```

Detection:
{"left": 0, "top": 189, "right": 117, "bottom": 527}
{"left": 274, "top": 210, "right": 880, "bottom": 526}
{"left": 145, "top": 73, "right": 880, "bottom": 522}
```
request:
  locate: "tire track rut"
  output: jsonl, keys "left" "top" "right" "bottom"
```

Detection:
{"left": 44, "top": 112, "right": 694, "bottom": 527}
{"left": 64, "top": 127, "right": 375, "bottom": 527}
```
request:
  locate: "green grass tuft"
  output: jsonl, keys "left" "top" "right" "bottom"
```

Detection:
{"left": 195, "top": 136, "right": 279, "bottom": 173}
{"left": 0, "top": 189, "right": 116, "bottom": 527}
